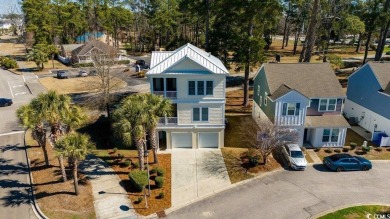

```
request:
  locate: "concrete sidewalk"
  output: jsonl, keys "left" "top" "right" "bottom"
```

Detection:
{"left": 171, "top": 149, "right": 231, "bottom": 208}
{"left": 80, "top": 155, "right": 138, "bottom": 219}
{"left": 306, "top": 149, "right": 322, "bottom": 164}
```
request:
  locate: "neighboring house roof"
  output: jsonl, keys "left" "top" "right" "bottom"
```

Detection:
{"left": 76, "top": 32, "right": 105, "bottom": 43}
{"left": 147, "top": 43, "right": 229, "bottom": 75}
{"left": 367, "top": 62, "right": 390, "bottom": 94}
{"left": 261, "top": 63, "right": 345, "bottom": 98}
{"left": 305, "top": 115, "right": 350, "bottom": 128}
{"left": 61, "top": 44, "right": 83, "bottom": 54}
{"left": 72, "top": 40, "right": 119, "bottom": 56}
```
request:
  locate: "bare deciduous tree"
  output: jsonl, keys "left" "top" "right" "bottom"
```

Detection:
{"left": 242, "top": 119, "right": 299, "bottom": 165}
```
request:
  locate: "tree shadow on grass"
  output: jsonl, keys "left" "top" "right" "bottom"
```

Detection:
{"left": 35, "top": 191, "right": 75, "bottom": 199}
{"left": 0, "top": 189, "right": 32, "bottom": 207}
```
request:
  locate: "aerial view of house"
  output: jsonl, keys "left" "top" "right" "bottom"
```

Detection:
{"left": 252, "top": 63, "right": 350, "bottom": 147}
{"left": 343, "top": 62, "right": 390, "bottom": 146}
{"left": 147, "top": 43, "right": 229, "bottom": 149}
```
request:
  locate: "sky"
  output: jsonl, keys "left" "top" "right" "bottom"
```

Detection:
{"left": 0, "top": 0, "right": 20, "bottom": 15}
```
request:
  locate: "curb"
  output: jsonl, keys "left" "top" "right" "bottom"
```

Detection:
{"left": 310, "top": 203, "right": 390, "bottom": 219}
{"left": 23, "top": 130, "right": 50, "bottom": 219}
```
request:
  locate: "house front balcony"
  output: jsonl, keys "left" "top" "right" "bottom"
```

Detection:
{"left": 158, "top": 117, "right": 178, "bottom": 125}
{"left": 152, "top": 91, "right": 177, "bottom": 99}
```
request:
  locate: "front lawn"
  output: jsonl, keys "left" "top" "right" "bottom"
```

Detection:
{"left": 225, "top": 89, "right": 253, "bottom": 114}
{"left": 26, "top": 131, "right": 96, "bottom": 219}
{"left": 93, "top": 149, "right": 171, "bottom": 216}
{"left": 225, "top": 115, "right": 258, "bottom": 148}
{"left": 318, "top": 205, "right": 390, "bottom": 219}
{"left": 345, "top": 128, "right": 376, "bottom": 147}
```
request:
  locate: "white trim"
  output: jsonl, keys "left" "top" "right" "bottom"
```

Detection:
{"left": 378, "top": 90, "right": 390, "bottom": 97}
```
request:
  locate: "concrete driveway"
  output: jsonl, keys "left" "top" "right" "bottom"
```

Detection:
{"left": 168, "top": 161, "right": 390, "bottom": 219}
{"left": 171, "top": 149, "right": 231, "bottom": 207}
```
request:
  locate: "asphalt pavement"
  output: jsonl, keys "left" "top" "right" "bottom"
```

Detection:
{"left": 0, "top": 69, "right": 37, "bottom": 218}
{"left": 168, "top": 161, "right": 390, "bottom": 219}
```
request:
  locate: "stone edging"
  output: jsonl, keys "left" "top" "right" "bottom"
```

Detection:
{"left": 23, "top": 130, "right": 50, "bottom": 219}
{"left": 310, "top": 203, "right": 390, "bottom": 219}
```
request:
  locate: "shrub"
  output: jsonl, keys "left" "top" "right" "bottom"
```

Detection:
{"left": 314, "top": 148, "right": 321, "bottom": 152}
{"left": 129, "top": 170, "right": 148, "bottom": 192}
{"left": 333, "top": 149, "right": 341, "bottom": 153}
{"left": 342, "top": 147, "right": 349, "bottom": 152}
{"left": 152, "top": 167, "right": 165, "bottom": 176}
{"left": 133, "top": 162, "right": 140, "bottom": 169}
{"left": 124, "top": 160, "right": 131, "bottom": 167}
{"left": 157, "top": 192, "right": 165, "bottom": 199}
{"left": 113, "top": 147, "right": 118, "bottom": 153}
{"left": 350, "top": 142, "right": 357, "bottom": 150}
{"left": 248, "top": 155, "right": 259, "bottom": 167}
{"left": 375, "top": 147, "right": 383, "bottom": 152}
{"left": 387, "top": 148, "right": 390, "bottom": 152}
{"left": 0, "top": 56, "right": 18, "bottom": 69}
{"left": 324, "top": 148, "right": 332, "bottom": 153}
{"left": 155, "top": 176, "right": 164, "bottom": 188}
{"left": 300, "top": 147, "right": 306, "bottom": 152}
{"left": 117, "top": 153, "right": 125, "bottom": 160}
{"left": 72, "top": 62, "right": 94, "bottom": 68}
{"left": 116, "top": 60, "right": 130, "bottom": 65}
{"left": 136, "top": 197, "right": 143, "bottom": 203}
{"left": 362, "top": 146, "right": 371, "bottom": 153}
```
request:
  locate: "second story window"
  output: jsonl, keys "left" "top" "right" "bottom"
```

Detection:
{"left": 319, "top": 98, "right": 337, "bottom": 111}
{"left": 189, "top": 80, "right": 213, "bottom": 96}
{"left": 264, "top": 92, "right": 268, "bottom": 106}
{"left": 282, "top": 103, "right": 300, "bottom": 116}
{"left": 193, "top": 107, "right": 208, "bottom": 122}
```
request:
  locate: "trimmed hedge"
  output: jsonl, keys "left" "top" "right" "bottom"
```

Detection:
{"left": 350, "top": 142, "right": 357, "bottom": 150}
{"left": 0, "top": 56, "right": 18, "bottom": 69}
{"left": 155, "top": 176, "right": 164, "bottom": 188}
{"left": 342, "top": 147, "right": 349, "bottom": 152}
{"left": 129, "top": 170, "right": 148, "bottom": 192}
{"left": 72, "top": 62, "right": 94, "bottom": 68}
{"left": 362, "top": 146, "right": 371, "bottom": 153}
{"left": 333, "top": 149, "right": 341, "bottom": 153}
{"left": 152, "top": 167, "right": 165, "bottom": 177}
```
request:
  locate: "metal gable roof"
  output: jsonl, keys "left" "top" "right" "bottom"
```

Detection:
{"left": 147, "top": 43, "right": 229, "bottom": 75}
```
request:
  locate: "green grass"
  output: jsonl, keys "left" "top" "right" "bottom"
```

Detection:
{"left": 384, "top": 46, "right": 390, "bottom": 53}
{"left": 318, "top": 205, "right": 390, "bottom": 219}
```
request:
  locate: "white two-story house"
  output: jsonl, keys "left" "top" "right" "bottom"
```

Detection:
{"left": 252, "top": 63, "right": 350, "bottom": 147}
{"left": 146, "top": 43, "right": 229, "bottom": 149}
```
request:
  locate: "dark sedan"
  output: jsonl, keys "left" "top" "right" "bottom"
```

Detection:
{"left": 0, "top": 98, "right": 13, "bottom": 107}
{"left": 323, "top": 153, "right": 372, "bottom": 172}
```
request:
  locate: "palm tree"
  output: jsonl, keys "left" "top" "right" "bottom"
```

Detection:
{"left": 113, "top": 95, "right": 149, "bottom": 170}
{"left": 144, "top": 94, "right": 172, "bottom": 164}
{"left": 26, "top": 48, "right": 48, "bottom": 71}
{"left": 55, "top": 133, "right": 94, "bottom": 195}
{"left": 17, "top": 104, "right": 50, "bottom": 166}
{"left": 17, "top": 90, "right": 86, "bottom": 181}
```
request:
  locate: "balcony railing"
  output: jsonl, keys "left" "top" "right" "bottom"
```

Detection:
{"left": 152, "top": 91, "right": 177, "bottom": 99}
{"left": 158, "top": 117, "right": 178, "bottom": 125}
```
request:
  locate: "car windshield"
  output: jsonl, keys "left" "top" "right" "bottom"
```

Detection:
{"left": 290, "top": 151, "right": 304, "bottom": 158}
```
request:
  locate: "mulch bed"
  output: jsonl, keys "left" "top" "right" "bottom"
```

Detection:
{"left": 106, "top": 150, "right": 171, "bottom": 216}
{"left": 27, "top": 135, "right": 95, "bottom": 219}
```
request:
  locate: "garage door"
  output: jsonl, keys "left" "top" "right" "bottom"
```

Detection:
{"left": 199, "top": 133, "right": 219, "bottom": 148}
{"left": 171, "top": 133, "right": 192, "bottom": 148}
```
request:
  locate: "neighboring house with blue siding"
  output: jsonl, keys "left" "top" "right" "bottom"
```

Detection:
{"left": 252, "top": 63, "right": 350, "bottom": 147}
{"left": 343, "top": 62, "right": 390, "bottom": 143}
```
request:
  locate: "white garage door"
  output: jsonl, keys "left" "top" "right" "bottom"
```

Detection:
{"left": 171, "top": 133, "right": 192, "bottom": 148}
{"left": 199, "top": 133, "right": 219, "bottom": 148}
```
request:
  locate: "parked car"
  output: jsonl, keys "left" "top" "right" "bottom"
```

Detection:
{"left": 0, "top": 98, "right": 13, "bottom": 107}
{"left": 323, "top": 153, "right": 372, "bottom": 172}
{"left": 281, "top": 144, "right": 308, "bottom": 170}
{"left": 135, "top": 59, "right": 150, "bottom": 69}
{"left": 57, "top": 70, "right": 69, "bottom": 79}
{"left": 79, "top": 70, "right": 88, "bottom": 77}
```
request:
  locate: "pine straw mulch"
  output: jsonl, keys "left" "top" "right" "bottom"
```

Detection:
{"left": 101, "top": 149, "right": 171, "bottom": 216}
{"left": 26, "top": 134, "right": 95, "bottom": 219}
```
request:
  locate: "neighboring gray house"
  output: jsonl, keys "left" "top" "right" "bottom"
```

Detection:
{"left": 252, "top": 63, "right": 350, "bottom": 147}
{"left": 147, "top": 43, "right": 229, "bottom": 149}
{"left": 71, "top": 40, "right": 120, "bottom": 63}
{"left": 59, "top": 44, "right": 83, "bottom": 64}
{"left": 343, "top": 62, "right": 390, "bottom": 145}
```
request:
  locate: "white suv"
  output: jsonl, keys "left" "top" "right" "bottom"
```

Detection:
{"left": 281, "top": 144, "right": 307, "bottom": 170}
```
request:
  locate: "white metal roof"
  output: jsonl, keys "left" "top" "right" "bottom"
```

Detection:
{"left": 147, "top": 43, "right": 229, "bottom": 75}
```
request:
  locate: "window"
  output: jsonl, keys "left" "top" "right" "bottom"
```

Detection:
{"left": 206, "top": 81, "right": 213, "bottom": 95}
{"left": 257, "top": 85, "right": 260, "bottom": 96}
{"left": 264, "top": 92, "right": 268, "bottom": 106}
{"left": 197, "top": 81, "right": 204, "bottom": 95}
{"left": 193, "top": 107, "right": 208, "bottom": 122}
{"left": 322, "top": 128, "right": 339, "bottom": 142}
{"left": 153, "top": 78, "right": 164, "bottom": 91}
{"left": 189, "top": 80, "right": 213, "bottom": 95}
{"left": 319, "top": 99, "right": 337, "bottom": 111}
{"left": 188, "top": 81, "right": 195, "bottom": 95}
{"left": 282, "top": 103, "right": 300, "bottom": 116}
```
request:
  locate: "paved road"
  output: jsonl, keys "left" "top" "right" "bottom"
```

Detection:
{"left": 168, "top": 162, "right": 390, "bottom": 219}
{"left": 0, "top": 69, "right": 37, "bottom": 218}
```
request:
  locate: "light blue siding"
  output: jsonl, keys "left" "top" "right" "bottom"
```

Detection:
{"left": 347, "top": 64, "right": 390, "bottom": 119}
